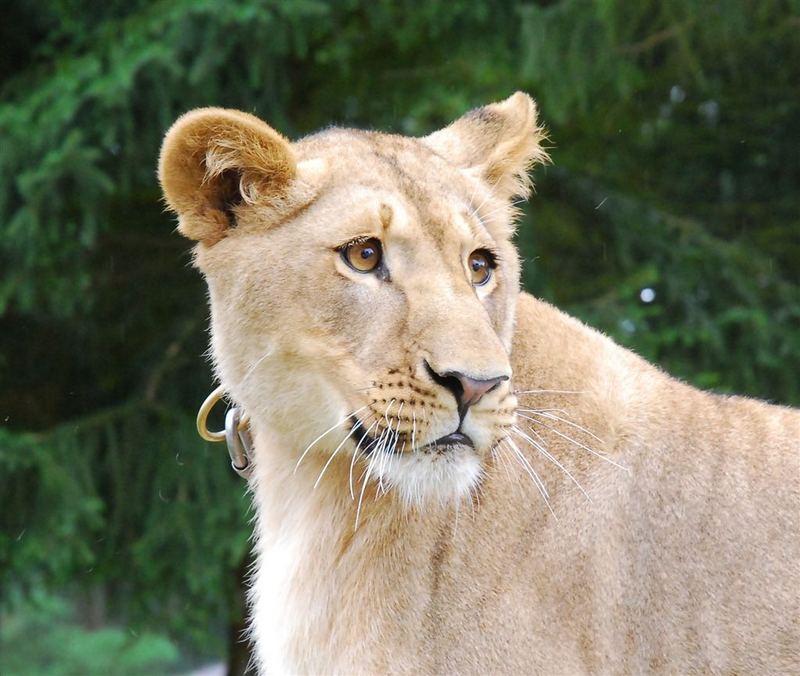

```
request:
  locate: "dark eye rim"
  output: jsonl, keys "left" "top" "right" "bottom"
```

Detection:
{"left": 469, "top": 248, "right": 497, "bottom": 286}
{"left": 337, "top": 237, "right": 384, "bottom": 274}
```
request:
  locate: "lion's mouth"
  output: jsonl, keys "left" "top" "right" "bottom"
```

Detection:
{"left": 349, "top": 417, "right": 473, "bottom": 455}
{"left": 430, "top": 432, "right": 474, "bottom": 450}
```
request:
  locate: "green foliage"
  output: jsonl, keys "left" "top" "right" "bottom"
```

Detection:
{"left": 1, "top": 0, "right": 798, "bottom": 667}
{"left": 523, "top": 170, "right": 800, "bottom": 401}
{"left": 0, "top": 402, "right": 251, "bottom": 653}
{"left": 0, "top": 594, "right": 180, "bottom": 676}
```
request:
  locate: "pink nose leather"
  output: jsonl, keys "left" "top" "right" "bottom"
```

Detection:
{"left": 450, "top": 372, "right": 507, "bottom": 408}
{"left": 438, "top": 371, "right": 508, "bottom": 410}
{"left": 425, "top": 360, "right": 509, "bottom": 413}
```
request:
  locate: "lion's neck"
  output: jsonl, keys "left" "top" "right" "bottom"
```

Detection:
{"left": 247, "top": 425, "right": 433, "bottom": 673}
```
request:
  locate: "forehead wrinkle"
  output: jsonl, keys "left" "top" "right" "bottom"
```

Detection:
{"left": 367, "top": 144, "right": 453, "bottom": 206}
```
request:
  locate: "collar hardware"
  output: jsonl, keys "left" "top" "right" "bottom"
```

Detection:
{"left": 224, "top": 407, "right": 253, "bottom": 479}
{"left": 197, "top": 385, "right": 253, "bottom": 479}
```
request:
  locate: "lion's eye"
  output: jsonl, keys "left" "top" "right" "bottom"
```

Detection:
{"left": 468, "top": 249, "right": 494, "bottom": 286}
{"left": 341, "top": 238, "right": 382, "bottom": 273}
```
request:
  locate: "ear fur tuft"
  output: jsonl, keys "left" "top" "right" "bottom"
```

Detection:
{"left": 424, "top": 92, "right": 549, "bottom": 201}
{"left": 158, "top": 108, "right": 296, "bottom": 243}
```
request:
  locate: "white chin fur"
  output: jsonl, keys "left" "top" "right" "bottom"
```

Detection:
{"left": 370, "top": 446, "right": 483, "bottom": 507}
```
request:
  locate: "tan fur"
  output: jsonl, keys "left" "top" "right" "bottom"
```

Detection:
{"left": 159, "top": 93, "right": 800, "bottom": 674}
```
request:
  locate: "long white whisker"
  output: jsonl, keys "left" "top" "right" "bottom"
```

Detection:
{"left": 383, "top": 398, "right": 396, "bottom": 424}
{"left": 368, "top": 422, "right": 390, "bottom": 494}
{"left": 314, "top": 419, "right": 363, "bottom": 490}
{"left": 464, "top": 176, "right": 486, "bottom": 221}
{"left": 350, "top": 417, "right": 380, "bottom": 500}
{"left": 475, "top": 198, "right": 527, "bottom": 224}
{"left": 507, "top": 438, "right": 558, "bottom": 521}
{"left": 387, "top": 420, "right": 402, "bottom": 455}
{"left": 504, "top": 439, "right": 548, "bottom": 499}
{"left": 522, "top": 422, "right": 549, "bottom": 448}
{"left": 355, "top": 440, "right": 382, "bottom": 530}
{"left": 511, "top": 425, "right": 592, "bottom": 502}
{"left": 470, "top": 175, "right": 503, "bottom": 216}
{"left": 518, "top": 409, "right": 605, "bottom": 444}
{"left": 294, "top": 404, "right": 370, "bottom": 474}
{"left": 378, "top": 419, "right": 400, "bottom": 494}
{"left": 236, "top": 346, "right": 274, "bottom": 391}
{"left": 514, "top": 389, "right": 586, "bottom": 395}
{"left": 377, "top": 398, "right": 399, "bottom": 477}
{"left": 360, "top": 427, "right": 386, "bottom": 458}
{"left": 386, "top": 399, "right": 403, "bottom": 457}
{"left": 533, "top": 420, "right": 630, "bottom": 473}
{"left": 502, "top": 438, "right": 557, "bottom": 520}
{"left": 498, "top": 444, "right": 520, "bottom": 490}
{"left": 503, "top": 437, "right": 551, "bottom": 504}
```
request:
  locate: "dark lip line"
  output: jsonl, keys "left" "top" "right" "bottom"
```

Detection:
{"left": 432, "top": 431, "right": 475, "bottom": 448}
{"left": 349, "top": 417, "right": 474, "bottom": 455}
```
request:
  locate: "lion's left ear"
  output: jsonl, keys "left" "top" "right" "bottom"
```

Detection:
{"left": 423, "top": 92, "right": 548, "bottom": 200}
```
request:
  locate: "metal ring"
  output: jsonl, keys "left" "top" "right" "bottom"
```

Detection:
{"left": 197, "top": 385, "right": 227, "bottom": 442}
{"left": 197, "top": 385, "right": 252, "bottom": 444}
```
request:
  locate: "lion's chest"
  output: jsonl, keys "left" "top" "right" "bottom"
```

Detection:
{"left": 249, "top": 490, "right": 405, "bottom": 674}
{"left": 250, "top": 525, "right": 312, "bottom": 674}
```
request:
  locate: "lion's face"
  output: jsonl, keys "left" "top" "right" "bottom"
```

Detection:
{"left": 159, "top": 93, "right": 547, "bottom": 504}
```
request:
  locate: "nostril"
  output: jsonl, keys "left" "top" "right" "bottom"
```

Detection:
{"left": 424, "top": 361, "right": 463, "bottom": 401}
{"left": 486, "top": 379, "right": 503, "bottom": 395}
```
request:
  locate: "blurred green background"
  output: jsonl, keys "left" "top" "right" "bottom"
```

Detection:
{"left": 1, "top": 1, "right": 798, "bottom": 674}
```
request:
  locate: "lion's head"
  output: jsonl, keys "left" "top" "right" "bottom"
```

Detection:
{"left": 159, "top": 93, "right": 547, "bottom": 505}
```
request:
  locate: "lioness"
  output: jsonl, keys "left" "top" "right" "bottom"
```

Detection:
{"left": 159, "top": 93, "right": 799, "bottom": 674}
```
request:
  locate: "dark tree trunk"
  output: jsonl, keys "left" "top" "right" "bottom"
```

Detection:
{"left": 227, "top": 548, "right": 256, "bottom": 675}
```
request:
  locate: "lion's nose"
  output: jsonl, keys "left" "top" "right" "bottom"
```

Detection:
{"left": 425, "top": 361, "right": 508, "bottom": 414}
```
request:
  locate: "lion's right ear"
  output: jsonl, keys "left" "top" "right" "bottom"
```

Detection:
{"left": 423, "top": 92, "right": 548, "bottom": 202}
{"left": 158, "top": 108, "right": 296, "bottom": 243}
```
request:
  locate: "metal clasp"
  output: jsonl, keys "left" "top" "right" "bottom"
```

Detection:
{"left": 196, "top": 385, "right": 253, "bottom": 479}
{"left": 224, "top": 407, "right": 253, "bottom": 479}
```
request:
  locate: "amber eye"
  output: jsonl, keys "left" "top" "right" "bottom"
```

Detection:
{"left": 468, "top": 249, "right": 494, "bottom": 286}
{"left": 341, "top": 237, "right": 382, "bottom": 273}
